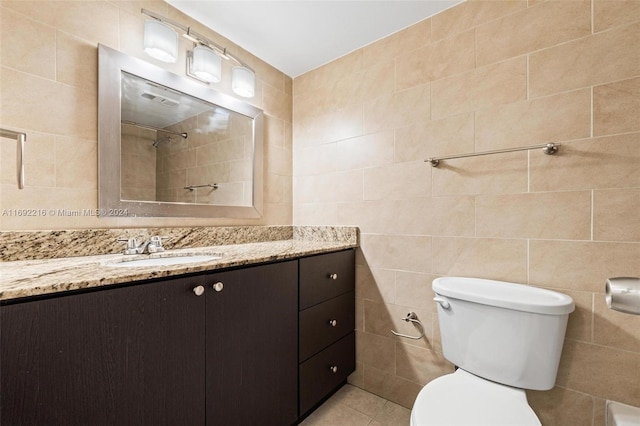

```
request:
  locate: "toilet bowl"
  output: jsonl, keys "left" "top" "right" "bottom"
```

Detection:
{"left": 410, "top": 277, "right": 574, "bottom": 426}
{"left": 410, "top": 369, "right": 540, "bottom": 426}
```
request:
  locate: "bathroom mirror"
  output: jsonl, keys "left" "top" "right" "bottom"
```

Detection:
{"left": 98, "top": 44, "right": 263, "bottom": 218}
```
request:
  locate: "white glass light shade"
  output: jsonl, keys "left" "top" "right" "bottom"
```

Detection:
{"left": 191, "top": 45, "right": 222, "bottom": 83}
{"left": 143, "top": 20, "right": 178, "bottom": 63}
{"left": 231, "top": 66, "right": 255, "bottom": 98}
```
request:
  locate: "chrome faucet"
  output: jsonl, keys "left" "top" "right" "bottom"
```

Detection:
{"left": 117, "top": 236, "right": 167, "bottom": 255}
{"left": 147, "top": 236, "right": 167, "bottom": 253}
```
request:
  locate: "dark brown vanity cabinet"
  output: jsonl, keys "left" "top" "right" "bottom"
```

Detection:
{"left": 0, "top": 260, "right": 298, "bottom": 426}
{"left": 298, "top": 250, "right": 356, "bottom": 416}
{"left": 0, "top": 250, "right": 356, "bottom": 425}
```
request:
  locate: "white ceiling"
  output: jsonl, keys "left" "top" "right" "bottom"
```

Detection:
{"left": 166, "top": 1, "right": 463, "bottom": 78}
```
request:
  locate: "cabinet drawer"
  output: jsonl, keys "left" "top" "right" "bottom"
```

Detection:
{"left": 299, "top": 332, "right": 355, "bottom": 416}
{"left": 299, "top": 291, "right": 354, "bottom": 362}
{"left": 299, "top": 250, "right": 355, "bottom": 310}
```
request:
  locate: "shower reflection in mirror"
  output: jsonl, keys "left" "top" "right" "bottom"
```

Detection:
{"left": 120, "top": 72, "right": 253, "bottom": 207}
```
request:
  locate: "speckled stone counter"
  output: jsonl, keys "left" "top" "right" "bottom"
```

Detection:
{"left": 0, "top": 226, "right": 295, "bottom": 262}
{"left": 0, "top": 226, "right": 358, "bottom": 301}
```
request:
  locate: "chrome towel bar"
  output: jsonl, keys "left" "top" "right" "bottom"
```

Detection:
{"left": 184, "top": 183, "right": 219, "bottom": 191}
{"left": 0, "top": 128, "right": 26, "bottom": 189}
{"left": 425, "top": 142, "right": 560, "bottom": 167}
{"left": 121, "top": 120, "right": 188, "bottom": 139}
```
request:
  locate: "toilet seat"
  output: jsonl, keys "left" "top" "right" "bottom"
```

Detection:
{"left": 410, "top": 369, "right": 541, "bottom": 426}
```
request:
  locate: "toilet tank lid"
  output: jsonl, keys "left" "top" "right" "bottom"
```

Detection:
{"left": 433, "top": 277, "right": 575, "bottom": 315}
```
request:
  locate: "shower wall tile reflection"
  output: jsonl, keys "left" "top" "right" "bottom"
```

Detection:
{"left": 153, "top": 111, "right": 252, "bottom": 206}
{"left": 121, "top": 123, "right": 156, "bottom": 201}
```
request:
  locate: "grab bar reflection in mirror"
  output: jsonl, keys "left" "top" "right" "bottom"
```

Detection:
{"left": 0, "top": 128, "right": 26, "bottom": 189}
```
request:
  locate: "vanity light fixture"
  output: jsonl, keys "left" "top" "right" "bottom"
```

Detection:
{"left": 141, "top": 8, "right": 255, "bottom": 98}
{"left": 188, "top": 45, "right": 222, "bottom": 83}
{"left": 231, "top": 66, "right": 256, "bottom": 98}
{"left": 143, "top": 20, "right": 178, "bottom": 63}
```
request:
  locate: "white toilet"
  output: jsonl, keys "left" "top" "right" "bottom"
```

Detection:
{"left": 411, "top": 277, "right": 575, "bottom": 426}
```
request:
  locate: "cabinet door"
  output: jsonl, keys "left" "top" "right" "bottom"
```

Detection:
{"left": 1, "top": 276, "right": 206, "bottom": 426}
{"left": 206, "top": 261, "right": 298, "bottom": 426}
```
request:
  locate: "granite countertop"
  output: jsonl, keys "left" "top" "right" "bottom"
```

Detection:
{"left": 1, "top": 237, "right": 357, "bottom": 302}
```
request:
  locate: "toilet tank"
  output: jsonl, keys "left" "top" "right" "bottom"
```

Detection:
{"left": 433, "top": 277, "right": 574, "bottom": 391}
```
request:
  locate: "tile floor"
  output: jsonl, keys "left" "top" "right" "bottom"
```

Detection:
{"left": 300, "top": 384, "right": 411, "bottom": 426}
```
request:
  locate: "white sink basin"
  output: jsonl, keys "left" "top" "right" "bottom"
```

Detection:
{"left": 106, "top": 254, "right": 222, "bottom": 268}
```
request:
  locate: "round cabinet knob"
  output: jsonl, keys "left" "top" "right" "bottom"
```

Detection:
{"left": 330, "top": 365, "right": 338, "bottom": 374}
{"left": 212, "top": 281, "right": 224, "bottom": 292}
{"left": 328, "top": 273, "right": 338, "bottom": 280}
{"left": 328, "top": 319, "right": 337, "bottom": 327}
{"left": 193, "top": 285, "right": 205, "bottom": 296}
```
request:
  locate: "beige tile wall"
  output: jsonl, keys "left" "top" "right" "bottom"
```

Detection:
{"left": 156, "top": 111, "right": 253, "bottom": 206}
{"left": 293, "top": 0, "right": 640, "bottom": 424}
{"left": 120, "top": 123, "right": 156, "bottom": 201}
{"left": 0, "top": 0, "right": 293, "bottom": 230}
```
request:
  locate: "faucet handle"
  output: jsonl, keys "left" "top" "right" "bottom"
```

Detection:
{"left": 118, "top": 237, "right": 141, "bottom": 255}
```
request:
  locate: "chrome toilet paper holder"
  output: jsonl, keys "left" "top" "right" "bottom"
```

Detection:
{"left": 391, "top": 312, "right": 426, "bottom": 340}
{"left": 605, "top": 277, "right": 640, "bottom": 315}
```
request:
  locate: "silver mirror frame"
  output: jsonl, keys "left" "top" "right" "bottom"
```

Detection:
{"left": 98, "top": 44, "right": 263, "bottom": 218}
